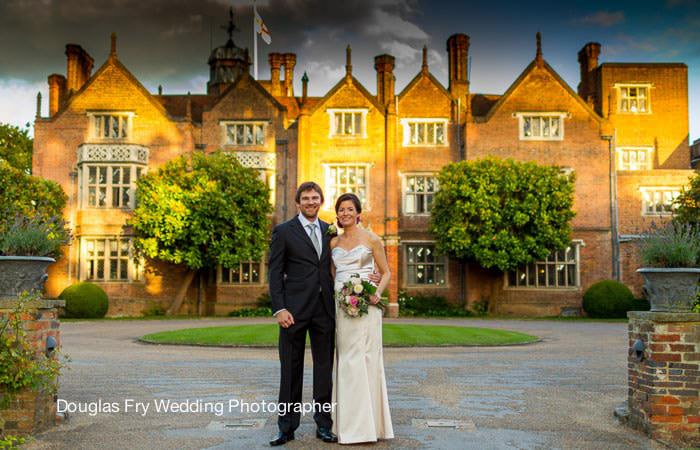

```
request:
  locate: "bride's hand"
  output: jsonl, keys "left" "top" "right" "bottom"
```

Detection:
{"left": 369, "top": 294, "right": 380, "bottom": 305}
{"left": 367, "top": 271, "right": 381, "bottom": 285}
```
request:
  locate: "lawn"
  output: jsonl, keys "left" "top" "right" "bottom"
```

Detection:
{"left": 140, "top": 323, "right": 538, "bottom": 347}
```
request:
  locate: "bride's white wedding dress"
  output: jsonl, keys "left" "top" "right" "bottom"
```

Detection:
{"left": 331, "top": 244, "right": 393, "bottom": 444}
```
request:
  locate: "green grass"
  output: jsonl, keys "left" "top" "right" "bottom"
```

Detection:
{"left": 140, "top": 324, "right": 538, "bottom": 347}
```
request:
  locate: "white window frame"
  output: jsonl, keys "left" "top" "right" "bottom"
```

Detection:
{"left": 615, "top": 84, "right": 652, "bottom": 114}
{"left": 79, "top": 164, "right": 145, "bottom": 210}
{"left": 400, "top": 118, "right": 449, "bottom": 146}
{"left": 327, "top": 108, "right": 368, "bottom": 138}
{"left": 403, "top": 241, "right": 448, "bottom": 288}
{"left": 640, "top": 187, "right": 681, "bottom": 216}
{"left": 515, "top": 112, "right": 566, "bottom": 141}
{"left": 402, "top": 172, "right": 439, "bottom": 216}
{"left": 219, "top": 260, "right": 266, "bottom": 285}
{"left": 618, "top": 147, "right": 653, "bottom": 171}
{"left": 79, "top": 236, "right": 143, "bottom": 282}
{"left": 88, "top": 112, "right": 134, "bottom": 141}
{"left": 322, "top": 162, "right": 372, "bottom": 210}
{"left": 220, "top": 121, "right": 267, "bottom": 147}
{"left": 505, "top": 240, "right": 583, "bottom": 290}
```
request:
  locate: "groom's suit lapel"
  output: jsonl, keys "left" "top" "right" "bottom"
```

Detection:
{"left": 290, "top": 216, "right": 319, "bottom": 259}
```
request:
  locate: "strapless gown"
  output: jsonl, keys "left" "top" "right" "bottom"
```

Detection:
{"left": 331, "top": 244, "right": 393, "bottom": 444}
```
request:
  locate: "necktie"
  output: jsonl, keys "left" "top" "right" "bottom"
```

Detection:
{"left": 307, "top": 223, "right": 321, "bottom": 258}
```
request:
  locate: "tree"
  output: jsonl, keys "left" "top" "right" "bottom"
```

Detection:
{"left": 674, "top": 173, "right": 700, "bottom": 229}
{"left": 130, "top": 151, "right": 273, "bottom": 315}
{"left": 0, "top": 122, "right": 33, "bottom": 174}
{"left": 430, "top": 158, "right": 576, "bottom": 275}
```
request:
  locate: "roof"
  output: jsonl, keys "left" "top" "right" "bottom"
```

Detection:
{"left": 470, "top": 94, "right": 501, "bottom": 117}
{"left": 398, "top": 70, "right": 452, "bottom": 101}
{"left": 599, "top": 62, "right": 687, "bottom": 69}
{"left": 308, "top": 75, "right": 385, "bottom": 116}
{"left": 155, "top": 94, "right": 213, "bottom": 123}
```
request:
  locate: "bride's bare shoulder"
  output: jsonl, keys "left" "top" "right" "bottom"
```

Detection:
{"left": 363, "top": 229, "right": 382, "bottom": 247}
{"left": 330, "top": 236, "right": 340, "bottom": 249}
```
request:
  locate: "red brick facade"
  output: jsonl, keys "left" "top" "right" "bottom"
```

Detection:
{"left": 32, "top": 32, "right": 694, "bottom": 316}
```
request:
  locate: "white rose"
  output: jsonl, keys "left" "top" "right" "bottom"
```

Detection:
{"left": 351, "top": 277, "right": 362, "bottom": 286}
{"left": 352, "top": 284, "right": 364, "bottom": 294}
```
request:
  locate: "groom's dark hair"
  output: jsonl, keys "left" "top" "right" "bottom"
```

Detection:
{"left": 295, "top": 181, "right": 324, "bottom": 203}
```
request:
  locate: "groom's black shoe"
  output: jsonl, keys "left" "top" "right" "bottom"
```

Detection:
{"left": 269, "top": 431, "right": 294, "bottom": 446}
{"left": 316, "top": 427, "right": 338, "bottom": 443}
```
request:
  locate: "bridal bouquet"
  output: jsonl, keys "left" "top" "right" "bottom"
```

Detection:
{"left": 335, "top": 274, "right": 388, "bottom": 318}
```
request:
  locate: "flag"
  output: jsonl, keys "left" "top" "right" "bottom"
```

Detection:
{"left": 254, "top": 7, "right": 271, "bottom": 44}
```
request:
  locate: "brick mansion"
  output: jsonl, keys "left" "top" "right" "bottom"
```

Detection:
{"left": 32, "top": 21, "right": 694, "bottom": 316}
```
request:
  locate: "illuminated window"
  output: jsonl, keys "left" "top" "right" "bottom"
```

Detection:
{"left": 327, "top": 109, "right": 367, "bottom": 137}
{"left": 82, "top": 165, "right": 144, "bottom": 209}
{"left": 641, "top": 188, "right": 680, "bottom": 215}
{"left": 324, "top": 164, "right": 369, "bottom": 209}
{"left": 223, "top": 122, "right": 265, "bottom": 146}
{"left": 81, "top": 237, "right": 142, "bottom": 282}
{"left": 507, "top": 242, "right": 581, "bottom": 289}
{"left": 91, "top": 114, "right": 131, "bottom": 140}
{"left": 618, "top": 148, "right": 653, "bottom": 171}
{"left": 221, "top": 262, "right": 262, "bottom": 284}
{"left": 518, "top": 114, "right": 564, "bottom": 141}
{"left": 405, "top": 243, "right": 447, "bottom": 286}
{"left": 401, "top": 119, "right": 448, "bottom": 146}
{"left": 618, "top": 85, "right": 650, "bottom": 113}
{"left": 403, "top": 174, "right": 438, "bottom": 215}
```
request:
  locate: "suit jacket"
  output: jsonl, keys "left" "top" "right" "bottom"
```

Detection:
{"left": 268, "top": 215, "right": 335, "bottom": 320}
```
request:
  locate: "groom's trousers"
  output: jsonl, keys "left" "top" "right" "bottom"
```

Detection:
{"left": 277, "top": 296, "right": 335, "bottom": 433}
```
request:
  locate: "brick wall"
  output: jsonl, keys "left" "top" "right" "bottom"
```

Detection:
{"left": 627, "top": 312, "right": 700, "bottom": 447}
{"left": 0, "top": 299, "right": 63, "bottom": 435}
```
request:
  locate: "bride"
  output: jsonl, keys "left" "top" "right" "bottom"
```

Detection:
{"left": 330, "top": 192, "right": 394, "bottom": 444}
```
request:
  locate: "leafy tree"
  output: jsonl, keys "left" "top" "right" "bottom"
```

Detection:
{"left": 130, "top": 151, "right": 272, "bottom": 315}
{"left": 674, "top": 173, "right": 700, "bottom": 229}
{"left": 0, "top": 160, "right": 70, "bottom": 258}
{"left": 0, "top": 122, "right": 33, "bottom": 173}
{"left": 430, "top": 158, "right": 576, "bottom": 273}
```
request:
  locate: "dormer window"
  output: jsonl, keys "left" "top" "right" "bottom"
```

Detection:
{"left": 517, "top": 113, "right": 565, "bottom": 141}
{"left": 90, "top": 113, "right": 132, "bottom": 140}
{"left": 327, "top": 109, "right": 367, "bottom": 138}
{"left": 617, "top": 85, "right": 650, "bottom": 114}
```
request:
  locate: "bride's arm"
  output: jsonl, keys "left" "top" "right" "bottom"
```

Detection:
{"left": 368, "top": 233, "right": 391, "bottom": 303}
{"left": 330, "top": 236, "right": 338, "bottom": 279}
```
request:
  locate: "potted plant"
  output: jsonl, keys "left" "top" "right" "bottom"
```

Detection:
{"left": 637, "top": 222, "right": 700, "bottom": 312}
{"left": 0, "top": 214, "right": 71, "bottom": 298}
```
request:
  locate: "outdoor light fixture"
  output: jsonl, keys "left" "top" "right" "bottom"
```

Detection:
{"left": 632, "top": 339, "right": 645, "bottom": 362}
{"left": 46, "top": 335, "right": 57, "bottom": 357}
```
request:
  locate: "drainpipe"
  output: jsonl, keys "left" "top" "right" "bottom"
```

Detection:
{"left": 603, "top": 132, "right": 620, "bottom": 280}
{"left": 277, "top": 139, "right": 288, "bottom": 220}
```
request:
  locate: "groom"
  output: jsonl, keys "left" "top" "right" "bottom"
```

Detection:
{"left": 268, "top": 182, "right": 337, "bottom": 446}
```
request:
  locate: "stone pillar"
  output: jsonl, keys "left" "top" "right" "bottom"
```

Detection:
{"left": 0, "top": 298, "right": 64, "bottom": 436}
{"left": 627, "top": 311, "right": 700, "bottom": 447}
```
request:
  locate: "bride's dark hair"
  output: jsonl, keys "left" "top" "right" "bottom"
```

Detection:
{"left": 335, "top": 193, "right": 362, "bottom": 228}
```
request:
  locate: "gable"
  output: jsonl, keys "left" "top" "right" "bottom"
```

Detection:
{"left": 209, "top": 73, "right": 286, "bottom": 116}
{"left": 484, "top": 61, "right": 602, "bottom": 123}
{"left": 54, "top": 58, "right": 171, "bottom": 121}
{"left": 309, "top": 76, "right": 384, "bottom": 116}
{"left": 398, "top": 72, "right": 452, "bottom": 115}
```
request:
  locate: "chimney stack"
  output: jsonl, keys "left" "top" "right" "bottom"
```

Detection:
{"left": 47, "top": 73, "right": 66, "bottom": 116}
{"left": 346, "top": 45, "right": 352, "bottom": 77}
{"left": 302, "top": 72, "right": 309, "bottom": 103}
{"left": 65, "top": 44, "right": 94, "bottom": 95}
{"left": 577, "top": 42, "right": 601, "bottom": 102}
{"left": 269, "top": 53, "right": 283, "bottom": 96}
{"left": 282, "top": 53, "right": 296, "bottom": 97}
{"left": 374, "top": 54, "right": 395, "bottom": 107}
{"left": 446, "top": 34, "right": 469, "bottom": 99}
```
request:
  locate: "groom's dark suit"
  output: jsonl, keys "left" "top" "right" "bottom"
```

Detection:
{"left": 268, "top": 215, "right": 335, "bottom": 434}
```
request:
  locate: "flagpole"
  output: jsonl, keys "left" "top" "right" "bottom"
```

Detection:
{"left": 253, "top": 2, "right": 258, "bottom": 80}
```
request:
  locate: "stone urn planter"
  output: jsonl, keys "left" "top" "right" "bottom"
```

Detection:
{"left": 0, "top": 256, "right": 55, "bottom": 298}
{"left": 636, "top": 268, "right": 700, "bottom": 312}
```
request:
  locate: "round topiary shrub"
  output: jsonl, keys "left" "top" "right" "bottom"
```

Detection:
{"left": 59, "top": 282, "right": 109, "bottom": 318}
{"left": 582, "top": 280, "right": 638, "bottom": 318}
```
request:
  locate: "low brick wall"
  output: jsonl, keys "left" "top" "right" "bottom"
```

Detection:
{"left": 627, "top": 311, "right": 700, "bottom": 447}
{"left": 0, "top": 299, "right": 63, "bottom": 436}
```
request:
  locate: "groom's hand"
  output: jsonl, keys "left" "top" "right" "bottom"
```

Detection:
{"left": 367, "top": 271, "right": 382, "bottom": 285}
{"left": 276, "top": 310, "right": 295, "bottom": 328}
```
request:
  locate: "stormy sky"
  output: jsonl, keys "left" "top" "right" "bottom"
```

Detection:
{"left": 1, "top": 0, "right": 699, "bottom": 140}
